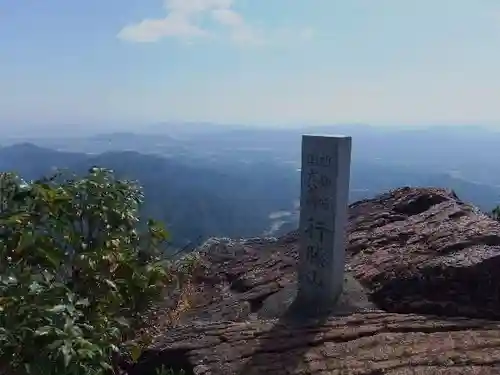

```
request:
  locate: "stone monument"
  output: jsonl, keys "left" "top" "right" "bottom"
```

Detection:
{"left": 295, "top": 134, "right": 352, "bottom": 314}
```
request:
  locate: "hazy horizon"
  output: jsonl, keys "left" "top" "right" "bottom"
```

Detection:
{"left": 2, "top": 1, "right": 500, "bottom": 127}
{"left": 3, "top": 122, "right": 500, "bottom": 140}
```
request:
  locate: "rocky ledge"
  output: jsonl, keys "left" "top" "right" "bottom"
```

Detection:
{"left": 130, "top": 187, "right": 500, "bottom": 375}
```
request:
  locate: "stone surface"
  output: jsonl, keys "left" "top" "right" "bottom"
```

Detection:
{"left": 133, "top": 312, "right": 500, "bottom": 375}
{"left": 346, "top": 187, "right": 500, "bottom": 320}
{"left": 128, "top": 187, "right": 500, "bottom": 375}
{"left": 297, "top": 135, "right": 352, "bottom": 312}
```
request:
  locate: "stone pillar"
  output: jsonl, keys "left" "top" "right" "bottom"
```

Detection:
{"left": 295, "top": 135, "right": 352, "bottom": 313}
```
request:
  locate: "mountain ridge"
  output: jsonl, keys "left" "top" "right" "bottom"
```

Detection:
{"left": 0, "top": 143, "right": 299, "bottom": 247}
{"left": 3, "top": 140, "right": 500, "bottom": 249}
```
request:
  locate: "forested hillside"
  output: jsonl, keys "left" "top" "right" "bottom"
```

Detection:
{"left": 0, "top": 143, "right": 299, "bottom": 247}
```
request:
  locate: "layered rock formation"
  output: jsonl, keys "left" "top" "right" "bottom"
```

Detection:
{"left": 130, "top": 187, "right": 500, "bottom": 375}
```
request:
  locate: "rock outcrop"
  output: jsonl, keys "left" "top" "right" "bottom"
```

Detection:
{"left": 347, "top": 187, "right": 500, "bottom": 320}
{"left": 130, "top": 187, "right": 500, "bottom": 375}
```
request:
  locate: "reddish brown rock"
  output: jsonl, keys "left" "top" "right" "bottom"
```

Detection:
{"left": 346, "top": 187, "right": 500, "bottom": 320}
{"left": 129, "top": 187, "right": 500, "bottom": 375}
{"left": 134, "top": 312, "right": 500, "bottom": 375}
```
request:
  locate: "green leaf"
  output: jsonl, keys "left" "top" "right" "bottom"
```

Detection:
{"left": 60, "top": 344, "right": 72, "bottom": 367}
{"left": 76, "top": 348, "right": 95, "bottom": 359}
{"left": 114, "top": 316, "right": 130, "bottom": 328}
{"left": 75, "top": 298, "right": 90, "bottom": 307}
{"left": 47, "top": 339, "right": 64, "bottom": 350}
{"left": 104, "top": 279, "right": 118, "bottom": 291}
{"left": 100, "top": 361, "right": 113, "bottom": 371}
{"left": 129, "top": 343, "right": 143, "bottom": 362}
{"left": 36, "top": 247, "right": 63, "bottom": 269}
{"left": 48, "top": 304, "right": 67, "bottom": 313}
{"left": 34, "top": 326, "right": 52, "bottom": 337}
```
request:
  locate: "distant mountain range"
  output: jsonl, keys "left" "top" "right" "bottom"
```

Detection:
{"left": 1, "top": 133, "right": 500, "bottom": 248}
{"left": 0, "top": 143, "right": 299, "bottom": 247}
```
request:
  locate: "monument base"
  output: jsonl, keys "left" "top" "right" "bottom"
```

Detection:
{"left": 253, "top": 272, "right": 376, "bottom": 322}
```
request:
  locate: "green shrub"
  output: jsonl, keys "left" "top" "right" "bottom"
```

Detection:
{"left": 0, "top": 168, "right": 176, "bottom": 375}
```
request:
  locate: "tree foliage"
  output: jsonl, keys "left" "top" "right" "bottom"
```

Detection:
{"left": 0, "top": 168, "right": 180, "bottom": 375}
{"left": 492, "top": 206, "right": 500, "bottom": 222}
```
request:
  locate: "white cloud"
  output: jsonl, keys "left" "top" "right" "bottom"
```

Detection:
{"left": 211, "top": 8, "right": 265, "bottom": 45}
{"left": 211, "top": 8, "right": 243, "bottom": 27}
{"left": 118, "top": 0, "right": 260, "bottom": 44}
{"left": 167, "top": 0, "right": 232, "bottom": 14}
{"left": 117, "top": 15, "right": 208, "bottom": 43}
{"left": 117, "top": 0, "right": 311, "bottom": 46}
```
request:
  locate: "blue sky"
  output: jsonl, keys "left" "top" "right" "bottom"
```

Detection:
{"left": 1, "top": 0, "right": 500, "bottom": 128}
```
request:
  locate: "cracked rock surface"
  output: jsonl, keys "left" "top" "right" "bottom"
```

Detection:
{"left": 134, "top": 312, "right": 500, "bottom": 375}
{"left": 130, "top": 187, "right": 500, "bottom": 375}
{"left": 346, "top": 187, "right": 500, "bottom": 320}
